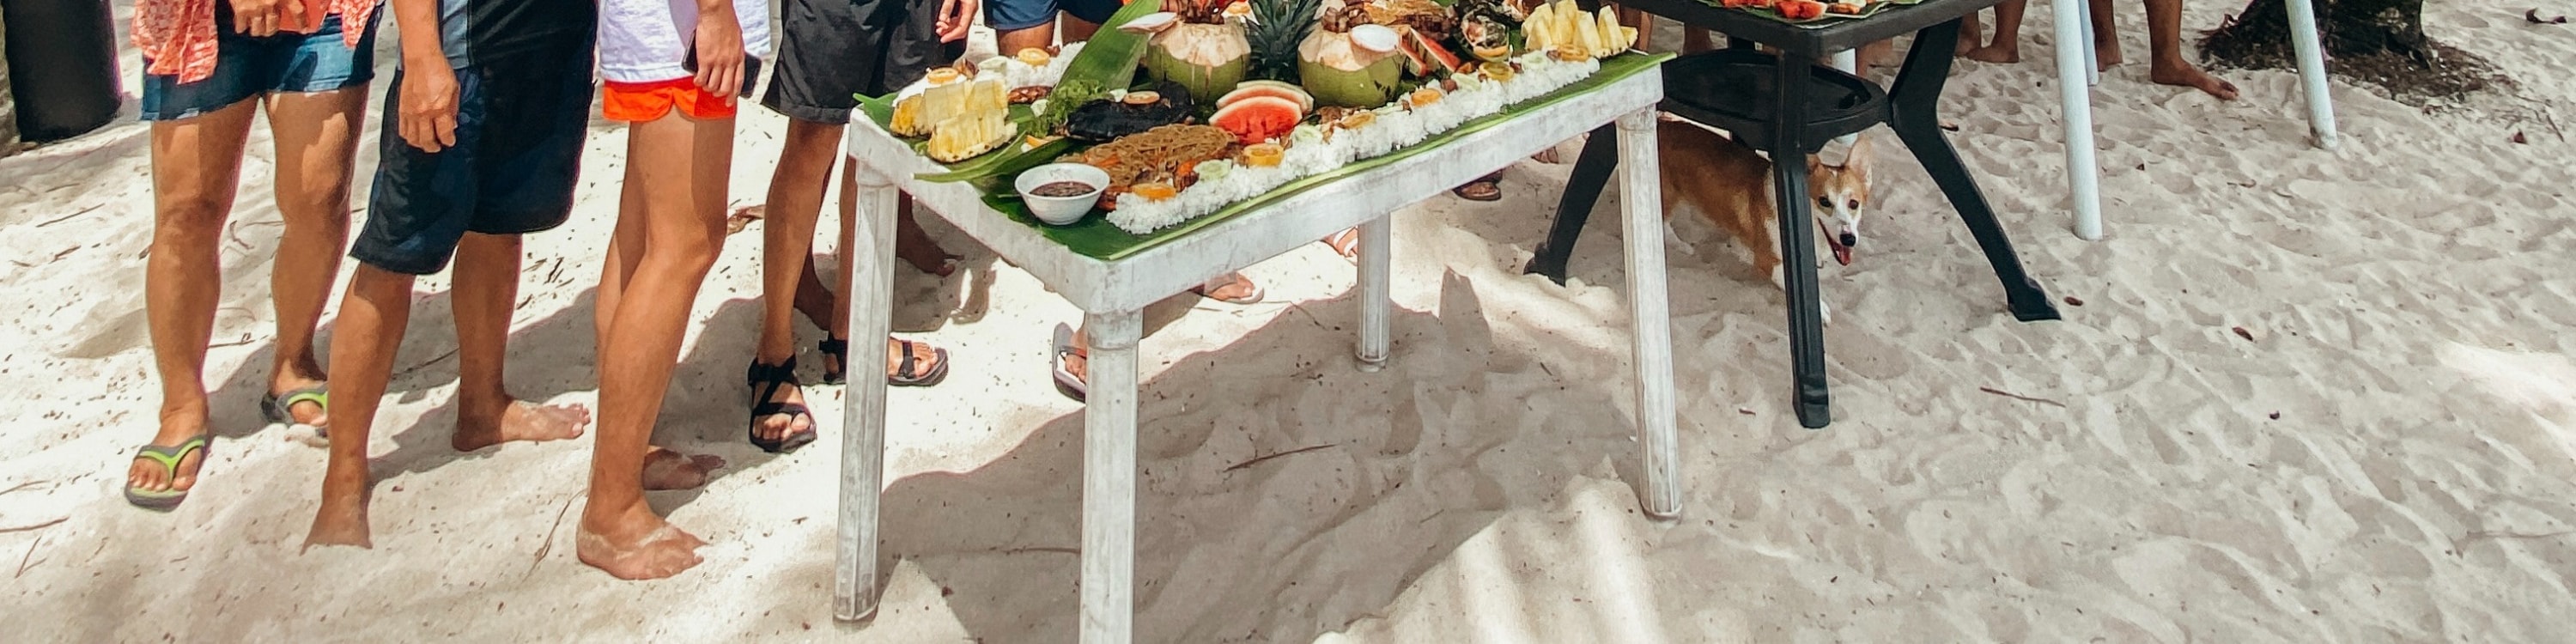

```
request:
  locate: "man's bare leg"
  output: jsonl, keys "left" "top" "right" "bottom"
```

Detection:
{"left": 1060, "top": 15, "right": 1103, "bottom": 42}
{"left": 133, "top": 100, "right": 257, "bottom": 498}
{"left": 262, "top": 88, "right": 366, "bottom": 429}
{"left": 2090, "top": 0, "right": 2123, "bottom": 67}
{"left": 1959, "top": 11, "right": 1983, "bottom": 55}
{"left": 2142, "top": 0, "right": 2236, "bottom": 99}
{"left": 303, "top": 264, "right": 414, "bottom": 549}
{"left": 581, "top": 111, "right": 732, "bottom": 580}
{"left": 1683, "top": 27, "right": 1714, "bottom": 54}
{"left": 752, "top": 118, "right": 841, "bottom": 445}
{"left": 997, "top": 20, "right": 1056, "bottom": 58}
{"left": 1963, "top": 0, "right": 2026, "bottom": 63}
{"left": 450, "top": 233, "right": 591, "bottom": 451}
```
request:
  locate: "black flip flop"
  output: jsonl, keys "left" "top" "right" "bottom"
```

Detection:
{"left": 744, "top": 359, "right": 818, "bottom": 453}
{"left": 818, "top": 337, "right": 850, "bottom": 386}
{"left": 889, "top": 338, "right": 950, "bottom": 387}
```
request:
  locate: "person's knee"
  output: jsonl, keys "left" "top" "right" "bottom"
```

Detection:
{"left": 347, "top": 263, "right": 419, "bottom": 302}
{"left": 153, "top": 191, "right": 233, "bottom": 246}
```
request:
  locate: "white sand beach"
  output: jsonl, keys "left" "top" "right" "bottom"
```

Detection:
{"left": 5, "top": 1, "right": 2575, "bottom": 641}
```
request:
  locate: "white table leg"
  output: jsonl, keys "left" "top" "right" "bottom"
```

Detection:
{"left": 2077, "top": 0, "right": 2100, "bottom": 87}
{"left": 2053, "top": 0, "right": 2105, "bottom": 240}
{"left": 2284, "top": 0, "right": 2338, "bottom": 149}
{"left": 835, "top": 164, "right": 902, "bottom": 621}
{"left": 1831, "top": 50, "right": 1862, "bottom": 149}
{"left": 1080, "top": 310, "right": 1143, "bottom": 644}
{"left": 1614, "top": 110, "right": 1681, "bottom": 519}
{"left": 1355, "top": 216, "right": 1392, "bottom": 371}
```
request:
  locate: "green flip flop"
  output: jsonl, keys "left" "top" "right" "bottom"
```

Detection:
{"left": 125, "top": 434, "right": 210, "bottom": 511}
{"left": 262, "top": 385, "right": 329, "bottom": 434}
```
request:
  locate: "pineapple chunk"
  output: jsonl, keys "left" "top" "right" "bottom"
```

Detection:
{"left": 1566, "top": 8, "right": 1587, "bottom": 57}
{"left": 927, "top": 111, "right": 1012, "bottom": 162}
{"left": 1620, "top": 26, "right": 1639, "bottom": 51}
{"left": 1595, "top": 8, "right": 1625, "bottom": 52}
{"left": 890, "top": 94, "right": 929, "bottom": 137}
{"left": 1524, "top": 3, "right": 1555, "bottom": 52}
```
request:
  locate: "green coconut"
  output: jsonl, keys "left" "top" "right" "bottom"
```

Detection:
{"left": 1297, "top": 24, "right": 1405, "bottom": 108}
{"left": 1145, "top": 22, "right": 1252, "bottom": 106}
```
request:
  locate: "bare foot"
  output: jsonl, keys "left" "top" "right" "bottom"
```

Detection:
{"left": 2151, "top": 58, "right": 2239, "bottom": 100}
{"left": 454, "top": 400, "right": 592, "bottom": 452}
{"left": 302, "top": 489, "right": 374, "bottom": 550}
{"left": 1963, "top": 44, "right": 2020, "bottom": 64}
{"left": 576, "top": 502, "right": 706, "bottom": 580}
{"left": 1956, "top": 18, "right": 1983, "bottom": 56}
{"left": 2096, "top": 42, "right": 2124, "bottom": 69}
{"left": 270, "top": 374, "right": 331, "bottom": 428}
{"left": 643, "top": 447, "right": 726, "bottom": 490}
{"left": 1194, "top": 271, "right": 1263, "bottom": 304}
{"left": 896, "top": 218, "right": 960, "bottom": 276}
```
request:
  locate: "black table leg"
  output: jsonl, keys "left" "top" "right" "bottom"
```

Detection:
{"left": 1772, "top": 52, "right": 1832, "bottom": 429}
{"left": 1524, "top": 124, "right": 1622, "bottom": 284}
{"left": 1886, "top": 20, "right": 2063, "bottom": 322}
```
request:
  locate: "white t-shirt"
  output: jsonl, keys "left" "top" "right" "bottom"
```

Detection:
{"left": 599, "top": 0, "right": 774, "bottom": 84}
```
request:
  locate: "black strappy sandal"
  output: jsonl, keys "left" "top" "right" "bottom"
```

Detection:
{"left": 817, "top": 338, "right": 850, "bottom": 385}
{"left": 744, "top": 359, "right": 818, "bottom": 453}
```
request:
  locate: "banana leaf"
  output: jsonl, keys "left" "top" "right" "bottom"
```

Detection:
{"left": 853, "top": 0, "right": 1165, "bottom": 183}
{"left": 991, "top": 52, "right": 1674, "bottom": 260}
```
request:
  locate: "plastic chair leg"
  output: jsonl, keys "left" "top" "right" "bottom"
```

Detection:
{"left": 1524, "top": 125, "right": 1621, "bottom": 283}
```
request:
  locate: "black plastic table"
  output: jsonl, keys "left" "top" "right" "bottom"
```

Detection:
{"left": 1526, "top": 0, "right": 2062, "bottom": 428}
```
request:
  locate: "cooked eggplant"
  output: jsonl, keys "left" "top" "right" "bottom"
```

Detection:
{"left": 1066, "top": 82, "right": 1196, "bottom": 143}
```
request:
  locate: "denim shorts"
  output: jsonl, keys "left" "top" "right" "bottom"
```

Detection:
{"left": 138, "top": 12, "right": 381, "bottom": 121}
{"left": 985, "top": 0, "right": 1121, "bottom": 32}
{"left": 349, "top": 60, "right": 594, "bottom": 276}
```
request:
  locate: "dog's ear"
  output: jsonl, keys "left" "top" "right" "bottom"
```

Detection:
{"left": 1845, "top": 135, "right": 1873, "bottom": 181}
{"left": 1806, "top": 154, "right": 1826, "bottom": 173}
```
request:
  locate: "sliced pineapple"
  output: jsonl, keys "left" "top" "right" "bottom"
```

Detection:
{"left": 1574, "top": 8, "right": 1605, "bottom": 54}
{"left": 924, "top": 79, "right": 1015, "bottom": 162}
{"left": 890, "top": 94, "right": 929, "bottom": 137}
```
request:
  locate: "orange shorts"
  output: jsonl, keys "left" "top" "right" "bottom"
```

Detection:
{"left": 601, "top": 78, "right": 740, "bottom": 123}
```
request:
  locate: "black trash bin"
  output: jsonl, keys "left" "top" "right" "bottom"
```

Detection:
{"left": 2, "top": 0, "right": 119, "bottom": 142}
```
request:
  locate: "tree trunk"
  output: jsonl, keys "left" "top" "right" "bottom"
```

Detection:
{"left": 2202, "top": 0, "right": 2495, "bottom": 100}
{"left": 2203, "top": 0, "right": 2429, "bottom": 67}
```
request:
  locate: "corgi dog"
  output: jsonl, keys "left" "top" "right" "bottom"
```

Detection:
{"left": 1656, "top": 114, "right": 1872, "bottom": 325}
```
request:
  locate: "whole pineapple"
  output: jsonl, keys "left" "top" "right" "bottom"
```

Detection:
{"left": 1247, "top": 0, "right": 1324, "bottom": 82}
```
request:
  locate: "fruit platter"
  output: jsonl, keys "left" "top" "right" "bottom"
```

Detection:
{"left": 1708, "top": 0, "right": 1928, "bottom": 25}
{"left": 858, "top": 0, "right": 1672, "bottom": 254}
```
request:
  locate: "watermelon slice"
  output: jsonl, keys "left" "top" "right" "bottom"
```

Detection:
{"left": 1398, "top": 27, "right": 1468, "bottom": 76}
{"left": 1210, "top": 95, "right": 1304, "bottom": 145}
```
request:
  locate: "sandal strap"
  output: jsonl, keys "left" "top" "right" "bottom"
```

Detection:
{"left": 133, "top": 435, "right": 210, "bottom": 471}
{"left": 818, "top": 338, "right": 848, "bottom": 356}
{"left": 894, "top": 339, "right": 917, "bottom": 380}
{"left": 745, "top": 358, "right": 799, "bottom": 387}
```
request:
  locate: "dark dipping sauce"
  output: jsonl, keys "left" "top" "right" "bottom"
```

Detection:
{"left": 1032, "top": 180, "right": 1097, "bottom": 197}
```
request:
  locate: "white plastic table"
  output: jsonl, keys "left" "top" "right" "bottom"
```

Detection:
{"left": 835, "top": 68, "right": 1683, "bottom": 642}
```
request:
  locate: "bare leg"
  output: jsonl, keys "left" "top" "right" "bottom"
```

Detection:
{"left": 1958, "top": 11, "right": 1983, "bottom": 55}
{"left": 2090, "top": 0, "right": 2123, "bottom": 67}
{"left": 753, "top": 119, "right": 841, "bottom": 444}
{"left": 2142, "top": 0, "right": 2236, "bottom": 99}
{"left": 133, "top": 99, "right": 256, "bottom": 497}
{"left": 997, "top": 22, "right": 1057, "bottom": 58}
{"left": 1964, "top": 0, "right": 2026, "bottom": 63}
{"left": 1060, "top": 15, "right": 1103, "bottom": 42}
{"left": 450, "top": 234, "right": 592, "bottom": 451}
{"left": 303, "top": 264, "right": 415, "bottom": 549}
{"left": 580, "top": 112, "right": 732, "bottom": 580}
{"left": 1683, "top": 27, "right": 1714, "bottom": 54}
{"left": 261, "top": 88, "right": 366, "bottom": 428}
{"left": 596, "top": 159, "right": 647, "bottom": 353}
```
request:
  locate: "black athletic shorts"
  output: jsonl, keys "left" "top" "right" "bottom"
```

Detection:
{"left": 762, "top": 0, "right": 967, "bottom": 125}
{"left": 351, "top": 59, "right": 593, "bottom": 276}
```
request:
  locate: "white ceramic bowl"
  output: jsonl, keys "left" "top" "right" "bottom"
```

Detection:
{"left": 1016, "top": 162, "right": 1111, "bottom": 226}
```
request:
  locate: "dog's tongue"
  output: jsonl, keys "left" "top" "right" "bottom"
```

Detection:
{"left": 1820, "top": 221, "right": 1854, "bottom": 265}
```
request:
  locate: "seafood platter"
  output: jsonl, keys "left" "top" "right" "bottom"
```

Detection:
{"left": 862, "top": 0, "right": 1663, "bottom": 236}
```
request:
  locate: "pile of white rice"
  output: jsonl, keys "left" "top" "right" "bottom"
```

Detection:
{"left": 1106, "top": 52, "right": 1604, "bottom": 234}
